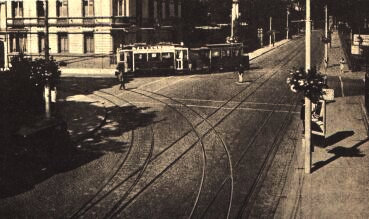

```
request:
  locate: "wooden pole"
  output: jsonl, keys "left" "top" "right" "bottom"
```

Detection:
{"left": 287, "top": 8, "right": 289, "bottom": 39}
{"left": 269, "top": 17, "right": 272, "bottom": 45}
{"left": 305, "top": 0, "right": 312, "bottom": 174}
{"left": 44, "top": 0, "right": 51, "bottom": 119}
{"left": 324, "top": 5, "right": 328, "bottom": 68}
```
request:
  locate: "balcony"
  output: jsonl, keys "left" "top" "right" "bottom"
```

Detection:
{"left": 112, "top": 16, "right": 132, "bottom": 26}
{"left": 37, "top": 18, "right": 45, "bottom": 26}
{"left": 83, "top": 17, "right": 95, "bottom": 26}
{"left": 56, "top": 18, "right": 69, "bottom": 26}
{"left": 9, "top": 18, "right": 24, "bottom": 27}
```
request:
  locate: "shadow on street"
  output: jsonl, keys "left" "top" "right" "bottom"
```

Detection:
{"left": 1, "top": 77, "right": 159, "bottom": 199}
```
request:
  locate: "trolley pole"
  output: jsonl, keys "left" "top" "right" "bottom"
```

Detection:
{"left": 324, "top": 5, "right": 328, "bottom": 69}
{"left": 305, "top": 0, "right": 312, "bottom": 174}
{"left": 269, "top": 16, "right": 272, "bottom": 45}
{"left": 44, "top": 0, "right": 51, "bottom": 119}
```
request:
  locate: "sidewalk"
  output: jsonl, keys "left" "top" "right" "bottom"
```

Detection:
{"left": 276, "top": 30, "right": 369, "bottom": 218}
{"left": 248, "top": 38, "right": 290, "bottom": 60}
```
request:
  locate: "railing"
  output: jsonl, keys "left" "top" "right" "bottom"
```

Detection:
{"left": 83, "top": 17, "right": 95, "bottom": 25}
{"left": 12, "top": 19, "right": 24, "bottom": 26}
{"left": 56, "top": 18, "right": 69, "bottom": 26}
{"left": 6, "top": 16, "right": 136, "bottom": 27}
{"left": 37, "top": 18, "right": 45, "bottom": 26}
{"left": 112, "top": 16, "right": 132, "bottom": 26}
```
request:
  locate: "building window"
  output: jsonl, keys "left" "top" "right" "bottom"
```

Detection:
{"left": 113, "top": 0, "right": 126, "bottom": 16}
{"left": 58, "top": 33, "right": 68, "bottom": 53}
{"left": 84, "top": 33, "right": 94, "bottom": 53}
{"left": 12, "top": 1, "right": 23, "bottom": 18}
{"left": 9, "top": 33, "right": 27, "bottom": 53}
{"left": 38, "top": 33, "right": 45, "bottom": 53}
{"left": 83, "top": 0, "right": 94, "bottom": 17}
{"left": 36, "top": 1, "right": 45, "bottom": 17}
{"left": 57, "top": 0, "right": 68, "bottom": 17}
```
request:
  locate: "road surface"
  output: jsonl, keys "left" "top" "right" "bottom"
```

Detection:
{"left": 0, "top": 31, "right": 325, "bottom": 218}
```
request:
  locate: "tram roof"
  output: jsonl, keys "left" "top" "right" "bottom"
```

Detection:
{"left": 205, "top": 43, "right": 243, "bottom": 47}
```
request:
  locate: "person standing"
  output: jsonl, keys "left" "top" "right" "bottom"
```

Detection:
{"left": 118, "top": 71, "right": 126, "bottom": 90}
{"left": 339, "top": 57, "right": 345, "bottom": 74}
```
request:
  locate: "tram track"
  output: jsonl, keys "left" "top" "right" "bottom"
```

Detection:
{"left": 65, "top": 89, "right": 207, "bottom": 218}
{"left": 127, "top": 88, "right": 234, "bottom": 219}
{"left": 66, "top": 37, "right": 305, "bottom": 218}
{"left": 66, "top": 90, "right": 155, "bottom": 219}
{"left": 95, "top": 90, "right": 207, "bottom": 219}
{"left": 102, "top": 38, "right": 306, "bottom": 217}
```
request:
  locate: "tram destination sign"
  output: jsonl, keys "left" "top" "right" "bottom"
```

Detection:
{"left": 353, "top": 34, "right": 369, "bottom": 47}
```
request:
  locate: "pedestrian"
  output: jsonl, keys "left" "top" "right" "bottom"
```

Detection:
{"left": 300, "top": 100, "right": 305, "bottom": 134}
{"left": 339, "top": 57, "right": 345, "bottom": 74}
{"left": 238, "top": 63, "right": 244, "bottom": 83}
{"left": 118, "top": 71, "right": 126, "bottom": 90}
{"left": 188, "top": 60, "right": 192, "bottom": 72}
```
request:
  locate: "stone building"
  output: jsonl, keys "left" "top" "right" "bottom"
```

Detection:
{"left": 0, "top": 0, "right": 183, "bottom": 69}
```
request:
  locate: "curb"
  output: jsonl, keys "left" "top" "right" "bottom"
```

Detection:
{"left": 359, "top": 97, "right": 369, "bottom": 137}
{"left": 249, "top": 39, "right": 291, "bottom": 61}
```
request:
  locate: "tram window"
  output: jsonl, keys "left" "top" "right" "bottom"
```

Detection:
{"left": 119, "top": 52, "right": 124, "bottom": 62}
{"left": 183, "top": 50, "right": 188, "bottom": 59}
{"left": 135, "top": 53, "right": 147, "bottom": 61}
{"left": 149, "top": 53, "right": 160, "bottom": 61}
{"left": 234, "top": 49, "right": 239, "bottom": 57}
{"left": 226, "top": 49, "right": 231, "bottom": 57}
{"left": 221, "top": 49, "right": 226, "bottom": 57}
{"left": 175, "top": 51, "right": 182, "bottom": 59}
{"left": 212, "top": 50, "right": 220, "bottom": 57}
{"left": 162, "top": 52, "right": 172, "bottom": 59}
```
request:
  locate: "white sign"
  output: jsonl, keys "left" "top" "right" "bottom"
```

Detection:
{"left": 353, "top": 34, "right": 369, "bottom": 46}
{"left": 351, "top": 45, "right": 362, "bottom": 55}
{"left": 322, "top": 88, "right": 334, "bottom": 101}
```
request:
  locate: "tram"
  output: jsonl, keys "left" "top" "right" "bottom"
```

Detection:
{"left": 116, "top": 42, "right": 249, "bottom": 75}
{"left": 190, "top": 43, "right": 249, "bottom": 73}
{"left": 116, "top": 43, "right": 189, "bottom": 74}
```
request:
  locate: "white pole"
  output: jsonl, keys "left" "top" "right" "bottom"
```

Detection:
{"left": 44, "top": 0, "right": 51, "bottom": 119}
{"left": 305, "top": 0, "right": 312, "bottom": 174}
{"left": 270, "top": 16, "right": 272, "bottom": 45}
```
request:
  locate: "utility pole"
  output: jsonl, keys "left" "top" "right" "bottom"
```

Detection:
{"left": 305, "top": 0, "right": 312, "bottom": 174}
{"left": 324, "top": 5, "right": 328, "bottom": 69}
{"left": 286, "top": 8, "right": 289, "bottom": 39}
{"left": 269, "top": 16, "right": 272, "bottom": 45}
{"left": 44, "top": 0, "right": 51, "bottom": 119}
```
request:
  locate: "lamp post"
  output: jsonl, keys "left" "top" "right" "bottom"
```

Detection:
{"left": 305, "top": 0, "right": 312, "bottom": 174}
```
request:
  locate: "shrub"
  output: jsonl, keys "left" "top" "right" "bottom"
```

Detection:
{"left": 286, "top": 67, "right": 328, "bottom": 103}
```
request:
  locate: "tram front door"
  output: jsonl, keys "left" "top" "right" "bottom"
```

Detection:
{"left": 176, "top": 50, "right": 183, "bottom": 70}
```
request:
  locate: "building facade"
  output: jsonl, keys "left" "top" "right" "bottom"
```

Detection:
{"left": 0, "top": 0, "right": 183, "bottom": 69}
